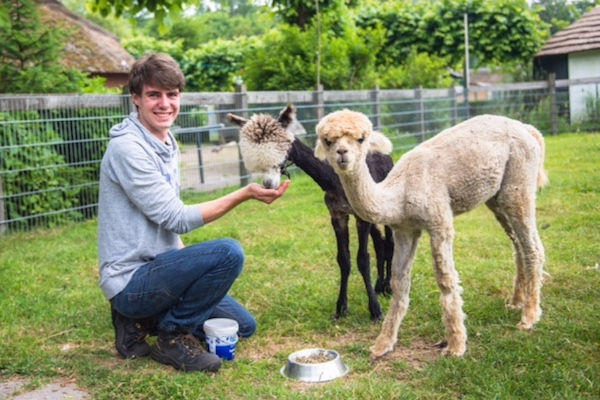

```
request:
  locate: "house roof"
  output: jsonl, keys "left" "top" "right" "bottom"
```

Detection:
{"left": 37, "top": 0, "right": 135, "bottom": 74}
{"left": 535, "top": 6, "right": 600, "bottom": 57}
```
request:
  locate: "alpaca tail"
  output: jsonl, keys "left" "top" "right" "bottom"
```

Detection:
{"left": 524, "top": 124, "right": 549, "bottom": 189}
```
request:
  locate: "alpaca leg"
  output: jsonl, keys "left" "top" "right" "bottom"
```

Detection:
{"left": 331, "top": 214, "right": 351, "bottom": 319}
{"left": 429, "top": 224, "right": 467, "bottom": 356}
{"left": 504, "top": 206, "right": 545, "bottom": 330}
{"left": 383, "top": 226, "right": 394, "bottom": 295}
{"left": 368, "top": 223, "right": 387, "bottom": 295}
{"left": 371, "top": 229, "right": 421, "bottom": 359}
{"left": 486, "top": 198, "right": 527, "bottom": 309}
{"left": 357, "top": 219, "right": 383, "bottom": 320}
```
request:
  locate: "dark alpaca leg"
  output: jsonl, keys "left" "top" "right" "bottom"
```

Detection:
{"left": 357, "top": 218, "right": 383, "bottom": 321}
{"left": 331, "top": 213, "right": 351, "bottom": 319}
{"left": 369, "top": 224, "right": 388, "bottom": 295}
{"left": 383, "top": 226, "right": 394, "bottom": 295}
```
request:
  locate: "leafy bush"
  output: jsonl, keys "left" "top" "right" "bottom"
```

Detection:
{"left": 180, "top": 38, "right": 250, "bottom": 92}
{"left": 0, "top": 113, "right": 84, "bottom": 230}
{"left": 378, "top": 49, "right": 455, "bottom": 89}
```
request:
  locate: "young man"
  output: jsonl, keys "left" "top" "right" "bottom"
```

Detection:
{"left": 98, "top": 53, "right": 290, "bottom": 372}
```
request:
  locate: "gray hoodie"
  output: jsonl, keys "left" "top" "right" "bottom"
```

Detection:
{"left": 98, "top": 113, "right": 204, "bottom": 300}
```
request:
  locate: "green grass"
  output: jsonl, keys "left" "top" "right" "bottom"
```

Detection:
{"left": 1, "top": 133, "right": 599, "bottom": 399}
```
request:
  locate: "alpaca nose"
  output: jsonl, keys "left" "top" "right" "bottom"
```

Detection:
{"left": 337, "top": 148, "right": 348, "bottom": 155}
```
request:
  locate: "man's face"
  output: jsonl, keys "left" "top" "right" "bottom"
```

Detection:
{"left": 132, "top": 84, "right": 180, "bottom": 139}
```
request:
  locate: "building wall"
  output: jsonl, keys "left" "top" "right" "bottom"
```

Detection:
{"left": 568, "top": 50, "right": 600, "bottom": 122}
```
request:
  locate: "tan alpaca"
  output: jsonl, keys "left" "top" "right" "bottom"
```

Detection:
{"left": 315, "top": 110, "right": 547, "bottom": 357}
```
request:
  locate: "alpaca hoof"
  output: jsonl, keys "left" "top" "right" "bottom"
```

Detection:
{"left": 507, "top": 299, "right": 524, "bottom": 310}
{"left": 517, "top": 320, "right": 534, "bottom": 330}
{"left": 333, "top": 310, "right": 347, "bottom": 320}
{"left": 370, "top": 312, "right": 383, "bottom": 322}
{"left": 333, "top": 304, "right": 348, "bottom": 320}
{"left": 384, "top": 285, "right": 393, "bottom": 296}
{"left": 441, "top": 346, "right": 466, "bottom": 357}
{"left": 517, "top": 307, "right": 541, "bottom": 330}
{"left": 369, "top": 304, "right": 383, "bottom": 322}
{"left": 440, "top": 343, "right": 466, "bottom": 357}
{"left": 370, "top": 339, "right": 394, "bottom": 360}
{"left": 374, "top": 281, "right": 392, "bottom": 297}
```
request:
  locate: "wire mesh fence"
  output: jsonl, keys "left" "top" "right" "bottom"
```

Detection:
{"left": 1, "top": 77, "right": 599, "bottom": 233}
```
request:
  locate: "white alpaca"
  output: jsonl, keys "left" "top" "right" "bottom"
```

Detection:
{"left": 315, "top": 110, "right": 547, "bottom": 357}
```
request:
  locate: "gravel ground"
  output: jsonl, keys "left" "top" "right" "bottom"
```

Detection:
{"left": 0, "top": 378, "right": 88, "bottom": 400}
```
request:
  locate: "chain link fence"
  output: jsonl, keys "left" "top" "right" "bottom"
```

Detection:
{"left": 1, "top": 76, "right": 599, "bottom": 233}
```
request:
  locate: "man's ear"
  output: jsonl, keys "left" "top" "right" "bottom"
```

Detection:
{"left": 226, "top": 113, "right": 248, "bottom": 127}
{"left": 314, "top": 139, "right": 327, "bottom": 160}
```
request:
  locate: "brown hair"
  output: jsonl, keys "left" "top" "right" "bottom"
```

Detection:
{"left": 128, "top": 53, "right": 185, "bottom": 96}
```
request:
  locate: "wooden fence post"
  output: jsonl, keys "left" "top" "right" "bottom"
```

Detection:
{"left": 314, "top": 84, "right": 324, "bottom": 122}
{"left": 121, "top": 86, "right": 134, "bottom": 115}
{"left": 548, "top": 73, "right": 558, "bottom": 135}
{"left": 235, "top": 84, "right": 249, "bottom": 186}
{"left": 371, "top": 85, "right": 381, "bottom": 131}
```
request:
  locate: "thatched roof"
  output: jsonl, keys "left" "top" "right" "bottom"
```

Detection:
{"left": 536, "top": 6, "right": 600, "bottom": 57}
{"left": 37, "top": 0, "right": 134, "bottom": 74}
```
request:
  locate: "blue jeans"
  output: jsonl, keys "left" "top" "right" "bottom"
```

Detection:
{"left": 111, "top": 238, "right": 256, "bottom": 339}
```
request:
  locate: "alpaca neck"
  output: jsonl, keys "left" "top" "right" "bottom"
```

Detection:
{"left": 288, "top": 139, "right": 341, "bottom": 192}
{"left": 339, "top": 160, "right": 392, "bottom": 224}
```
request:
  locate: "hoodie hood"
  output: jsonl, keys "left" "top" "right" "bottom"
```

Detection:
{"left": 109, "top": 112, "right": 178, "bottom": 163}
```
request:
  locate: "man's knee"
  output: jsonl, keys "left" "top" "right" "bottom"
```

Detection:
{"left": 220, "top": 238, "right": 245, "bottom": 272}
{"left": 239, "top": 316, "right": 257, "bottom": 338}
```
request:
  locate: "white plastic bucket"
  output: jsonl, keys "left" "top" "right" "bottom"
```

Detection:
{"left": 203, "top": 318, "right": 239, "bottom": 361}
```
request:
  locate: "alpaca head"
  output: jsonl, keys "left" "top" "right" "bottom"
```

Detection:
{"left": 315, "top": 109, "right": 392, "bottom": 174}
{"left": 227, "top": 104, "right": 305, "bottom": 189}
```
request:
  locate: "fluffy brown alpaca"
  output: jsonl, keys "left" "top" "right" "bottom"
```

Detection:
{"left": 315, "top": 110, "right": 547, "bottom": 357}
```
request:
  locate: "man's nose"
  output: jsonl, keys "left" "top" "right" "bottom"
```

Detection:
{"left": 158, "top": 94, "right": 170, "bottom": 106}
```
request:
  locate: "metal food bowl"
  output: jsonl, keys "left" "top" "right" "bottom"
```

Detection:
{"left": 280, "top": 348, "right": 349, "bottom": 383}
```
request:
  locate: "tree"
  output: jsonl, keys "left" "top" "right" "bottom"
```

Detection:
{"left": 87, "top": 0, "right": 185, "bottom": 21}
{"left": 0, "top": 0, "right": 91, "bottom": 93}
{"left": 243, "top": 11, "right": 384, "bottom": 90}
{"left": 269, "top": 0, "right": 343, "bottom": 29}
{"left": 181, "top": 38, "right": 249, "bottom": 92}
{"left": 533, "top": 0, "right": 600, "bottom": 34}
{"left": 359, "top": 0, "right": 548, "bottom": 79}
{"left": 144, "top": 9, "right": 276, "bottom": 50}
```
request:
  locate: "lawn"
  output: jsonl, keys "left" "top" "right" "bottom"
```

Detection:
{"left": 0, "top": 132, "right": 599, "bottom": 399}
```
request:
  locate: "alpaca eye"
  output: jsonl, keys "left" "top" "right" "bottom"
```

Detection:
{"left": 357, "top": 135, "right": 365, "bottom": 144}
{"left": 324, "top": 138, "right": 332, "bottom": 147}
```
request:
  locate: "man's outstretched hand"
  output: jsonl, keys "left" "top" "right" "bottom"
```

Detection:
{"left": 247, "top": 180, "right": 291, "bottom": 204}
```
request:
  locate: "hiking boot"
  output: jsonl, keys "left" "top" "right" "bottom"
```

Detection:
{"left": 151, "top": 332, "right": 222, "bottom": 372}
{"left": 111, "top": 305, "right": 152, "bottom": 358}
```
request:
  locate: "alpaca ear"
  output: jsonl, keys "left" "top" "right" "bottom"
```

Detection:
{"left": 314, "top": 139, "right": 327, "bottom": 160}
{"left": 226, "top": 113, "right": 248, "bottom": 127}
{"left": 277, "top": 104, "right": 296, "bottom": 128}
{"left": 368, "top": 131, "right": 393, "bottom": 155}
